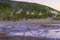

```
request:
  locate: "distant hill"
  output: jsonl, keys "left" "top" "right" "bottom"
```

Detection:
{"left": 0, "top": 0, "right": 60, "bottom": 12}
{"left": 0, "top": 1, "right": 59, "bottom": 12}
{"left": 0, "top": 1, "right": 60, "bottom": 21}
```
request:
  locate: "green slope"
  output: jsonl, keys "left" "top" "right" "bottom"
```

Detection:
{"left": 0, "top": 1, "right": 59, "bottom": 21}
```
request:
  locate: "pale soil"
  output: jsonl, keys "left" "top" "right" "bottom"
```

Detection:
{"left": 0, "top": 19, "right": 60, "bottom": 26}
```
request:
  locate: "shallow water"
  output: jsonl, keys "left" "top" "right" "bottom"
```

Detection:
{"left": 0, "top": 24, "right": 60, "bottom": 39}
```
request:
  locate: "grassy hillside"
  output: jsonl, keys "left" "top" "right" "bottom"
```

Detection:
{"left": 0, "top": 1, "right": 59, "bottom": 21}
